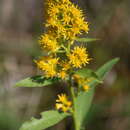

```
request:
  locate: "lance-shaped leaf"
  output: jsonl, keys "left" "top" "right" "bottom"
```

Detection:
{"left": 15, "top": 75, "right": 61, "bottom": 87}
{"left": 75, "top": 68, "right": 102, "bottom": 83}
{"left": 76, "top": 38, "right": 99, "bottom": 43}
{"left": 20, "top": 110, "right": 70, "bottom": 130}
{"left": 73, "top": 58, "right": 119, "bottom": 130}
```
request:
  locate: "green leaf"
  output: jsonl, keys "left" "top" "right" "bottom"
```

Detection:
{"left": 96, "top": 58, "right": 119, "bottom": 79}
{"left": 76, "top": 38, "right": 99, "bottom": 43}
{"left": 75, "top": 68, "right": 101, "bottom": 83}
{"left": 15, "top": 75, "right": 61, "bottom": 87}
{"left": 20, "top": 110, "right": 69, "bottom": 130}
{"left": 73, "top": 87, "right": 94, "bottom": 130}
{"left": 74, "top": 58, "right": 119, "bottom": 130}
{"left": 75, "top": 68, "right": 98, "bottom": 79}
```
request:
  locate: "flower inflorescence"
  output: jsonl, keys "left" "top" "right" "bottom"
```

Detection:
{"left": 56, "top": 94, "right": 72, "bottom": 112}
{"left": 35, "top": 0, "right": 90, "bottom": 78}
{"left": 35, "top": 0, "right": 91, "bottom": 112}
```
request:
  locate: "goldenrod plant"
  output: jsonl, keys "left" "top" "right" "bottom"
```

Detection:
{"left": 15, "top": 0, "right": 119, "bottom": 130}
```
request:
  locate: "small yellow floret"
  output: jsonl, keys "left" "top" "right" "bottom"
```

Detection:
{"left": 60, "top": 61, "right": 71, "bottom": 71}
{"left": 56, "top": 103, "right": 63, "bottom": 109}
{"left": 83, "top": 85, "right": 90, "bottom": 92}
{"left": 39, "top": 34, "right": 59, "bottom": 52}
{"left": 58, "top": 71, "right": 67, "bottom": 79}
{"left": 56, "top": 94, "right": 67, "bottom": 103}
{"left": 68, "top": 46, "right": 90, "bottom": 68}
{"left": 73, "top": 74, "right": 81, "bottom": 81}
{"left": 56, "top": 93, "right": 72, "bottom": 112}
{"left": 35, "top": 57, "right": 59, "bottom": 78}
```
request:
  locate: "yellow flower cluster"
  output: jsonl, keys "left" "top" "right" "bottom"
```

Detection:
{"left": 46, "top": 0, "right": 89, "bottom": 41}
{"left": 39, "top": 34, "right": 59, "bottom": 52}
{"left": 56, "top": 93, "right": 72, "bottom": 112}
{"left": 35, "top": 0, "right": 90, "bottom": 79}
{"left": 35, "top": 57, "right": 59, "bottom": 78}
{"left": 68, "top": 46, "right": 90, "bottom": 68}
{"left": 73, "top": 74, "right": 92, "bottom": 91}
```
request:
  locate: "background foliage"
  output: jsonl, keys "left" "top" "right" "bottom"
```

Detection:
{"left": 0, "top": 0, "right": 130, "bottom": 130}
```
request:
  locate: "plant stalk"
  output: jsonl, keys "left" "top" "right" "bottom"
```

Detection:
{"left": 69, "top": 75, "right": 79, "bottom": 130}
{"left": 70, "top": 87, "right": 78, "bottom": 130}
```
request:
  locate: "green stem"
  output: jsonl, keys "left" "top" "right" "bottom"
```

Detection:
{"left": 70, "top": 87, "right": 77, "bottom": 130}
{"left": 68, "top": 40, "right": 78, "bottom": 130}
{"left": 69, "top": 75, "right": 79, "bottom": 130}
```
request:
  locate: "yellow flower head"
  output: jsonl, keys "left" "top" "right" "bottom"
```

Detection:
{"left": 60, "top": 61, "right": 71, "bottom": 71}
{"left": 56, "top": 93, "right": 72, "bottom": 112}
{"left": 35, "top": 56, "right": 59, "bottom": 78}
{"left": 58, "top": 71, "right": 67, "bottom": 79}
{"left": 39, "top": 34, "right": 59, "bottom": 52}
{"left": 73, "top": 73, "right": 93, "bottom": 88}
{"left": 73, "top": 74, "right": 82, "bottom": 83}
{"left": 68, "top": 46, "right": 90, "bottom": 68}
{"left": 83, "top": 85, "right": 90, "bottom": 92}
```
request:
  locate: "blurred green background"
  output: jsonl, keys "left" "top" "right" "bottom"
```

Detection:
{"left": 0, "top": 0, "right": 130, "bottom": 130}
